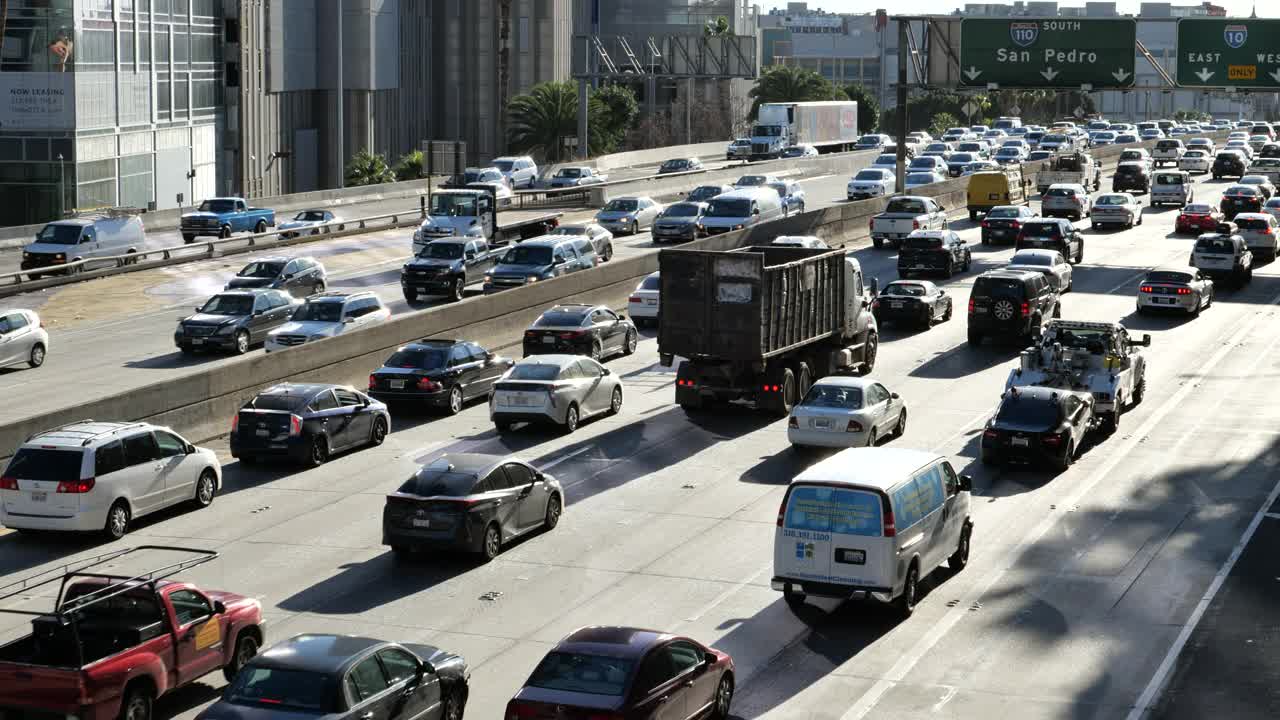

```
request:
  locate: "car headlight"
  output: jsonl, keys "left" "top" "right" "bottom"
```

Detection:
{"left": 215, "top": 324, "right": 236, "bottom": 335}
{"left": 413, "top": 230, "right": 422, "bottom": 241}
{"left": 308, "top": 334, "right": 328, "bottom": 341}
{"left": 483, "top": 274, "right": 492, "bottom": 283}
{"left": 527, "top": 275, "right": 540, "bottom": 283}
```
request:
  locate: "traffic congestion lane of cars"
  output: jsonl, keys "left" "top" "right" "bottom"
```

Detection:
{"left": 6, "top": 170, "right": 1280, "bottom": 720}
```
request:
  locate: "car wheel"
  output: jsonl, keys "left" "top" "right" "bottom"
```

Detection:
{"left": 949, "top": 522, "right": 972, "bottom": 572}
{"left": 1056, "top": 441, "right": 1075, "bottom": 472}
{"left": 182, "top": 234, "right": 195, "bottom": 244}
{"left": 254, "top": 220, "right": 268, "bottom": 234}
{"left": 963, "top": 252, "right": 972, "bottom": 271}
{"left": 943, "top": 301, "right": 953, "bottom": 321}
{"left": 307, "top": 436, "right": 329, "bottom": 467}
{"left": 544, "top": 493, "right": 563, "bottom": 530}
{"left": 495, "top": 420, "right": 514, "bottom": 433}
{"left": 119, "top": 684, "right": 154, "bottom": 720}
{"left": 860, "top": 332, "right": 878, "bottom": 375}
{"left": 631, "top": 220, "right": 639, "bottom": 235}
{"left": 446, "top": 386, "right": 464, "bottom": 415}
{"left": 233, "top": 330, "right": 250, "bottom": 355}
{"left": 219, "top": 225, "right": 232, "bottom": 239}
{"left": 873, "top": 237, "right": 884, "bottom": 249}
{"left": 865, "top": 427, "right": 878, "bottom": 448}
{"left": 1137, "top": 211, "right": 1144, "bottom": 226}
{"left": 563, "top": 404, "right": 580, "bottom": 434}
{"left": 623, "top": 328, "right": 638, "bottom": 356}
{"left": 28, "top": 343, "right": 45, "bottom": 368}
{"left": 451, "top": 277, "right": 465, "bottom": 302}
{"left": 481, "top": 523, "right": 502, "bottom": 561}
{"left": 103, "top": 501, "right": 130, "bottom": 541}
{"left": 712, "top": 675, "right": 734, "bottom": 720}
{"left": 608, "top": 386, "right": 623, "bottom": 415}
{"left": 1133, "top": 373, "right": 1147, "bottom": 405}
{"left": 193, "top": 470, "right": 217, "bottom": 508}
{"left": 894, "top": 409, "right": 907, "bottom": 438}
{"left": 969, "top": 209, "right": 977, "bottom": 222}
{"left": 370, "top": 416, "right": 388, "bottom": 446}
{"left": 223, "top": 631, "right": 259, "bottom": 683}
{"left": 589, "top": 340, "right": 603, "bottom": 362}
{"left": 944, "top": 259, "right": 954, "bottom": 279}
{"left": 603, "top": 243, "right": 613, "bottom": 261}
{"left": 896, "top": 563, "right": 919, "bottom": 618}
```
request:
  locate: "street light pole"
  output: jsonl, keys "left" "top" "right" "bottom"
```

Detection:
{"left": 56, "top": 153, "right": 65, "bottom": 217}
{"left": 336, "top": 0, "right": 344, "bottom": 189}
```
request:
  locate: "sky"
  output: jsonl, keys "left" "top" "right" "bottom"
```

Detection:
{"left": 754, "top": 0, "right": 1280, "bottom": 18}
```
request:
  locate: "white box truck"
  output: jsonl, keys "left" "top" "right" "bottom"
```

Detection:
{"left": 750, "top": 101, "right": 859, "bottom": 160}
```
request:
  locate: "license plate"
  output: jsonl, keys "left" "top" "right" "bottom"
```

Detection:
{"left": 256, "top": 429, "right": 270, "bottom": 437}
{"left": 645, "top": 299, "right": 657, "bottom": 305}
{"left": 30, "top": 491, "right": 46, "bottom": 502}
{"left": 890, "top": 301, "right": 904, "bottom": 309}
{"left": 390, "top": 379, "right": 406, "bottom": 389}
{"left": 1155, "top": 297, "right": 1175, "bottom": 304}
{"left": 913, "top": 265, "right": 927, "bottom": 270}
{"left": 541, "top": 336, "right": 555, "bottom": 344}
{"left": 1012, "top": 437, "right": 1029, "bottom": 447}
{"left": 992, "top": 230, "right": 1006, "bottom": 236}
{"left": 974, "top": 306, "right": 988, "bottom": 313}
{"left": 813, "top": 418, "right": 831, "bottom": 429}
{"left": 836, "top": 548, "right": 866, "bottom": 565}
{"left": 191, "top": 339, "right": 205, "bottom": 346}
{"left": 412, "top": 519, "right": 430, "bottom": 528}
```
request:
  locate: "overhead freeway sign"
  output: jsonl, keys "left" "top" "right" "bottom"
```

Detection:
{"left": 959, "top": 18, "right": 1137, "bottom": 89}
{"left": 1176, "top": 18, "right": 1280, "bottom": 88}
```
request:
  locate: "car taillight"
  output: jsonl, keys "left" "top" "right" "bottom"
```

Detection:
{"left": 981, "top": 220, "right": 989, "bottom": 228}
{"left": 524, "top": 330, "right": 537, "bottom": 339}
{"left": 762, "top": 384, "right": 781, "bottom": 392}
{"left": 629, "top": 296, "right": 641, "bottom": 303}
{"left": 1020, "top": 302, "right": 1030, "bottom": 317}
{"left": 882, "top": 506, "right": 897, "bottom": 537}
{"left": 231, "top": 413, "right": 240, "bottom": 433}
{"left": 289, "top": 414, "right": 303, "bottom": 436}
{"left": 1140, "top": 285, "right": 1153, "bottom": 293}
{"left": 788, "top": 416, "right": 799, "bottom": 428}
{"left": 677, "top": 378, "right": 696, "bottom": 388}
{"left": 1010, "top": 221, "right": 1021, "bottom": 229}
{"left": 968, "top": 298, "right": 975, "bottom": 314}
{"left": 559, "top": 331, "right": 585, "bottom": 339}
{"left": 506, "top": 701, "right": 539, "bottom": 720}
{"left": 777, "top": 496, "right": 788, "bottom": 527}
{"left": 56, "top": 478, "right": 95, "bottom": 494}
{"left": 1042, "top": 433, "right": 1063, "bottom": 447}
{"left": 846, "top": 419, "right": 864, "bottom": 433}
{"left": 0, "top": 477, "right": 17, "bottom": 490}
{"left": 418, "top": 378, "right": 442, "bottom": 392}
{"left": 983, "top": 429, "right": 999, "bottom": 438}
{"left": 1177, "top": 287, "right": 1192, "bottom": 295}
{"left": 368, "top": 374, "right": 378, "bottom": 389}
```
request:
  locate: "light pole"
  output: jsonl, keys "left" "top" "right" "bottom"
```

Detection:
{"left": 336, "top": 0, "right": 344, "bottom": 189}
{"left": 56, "top": 153, "right": 66, "bottom": 216}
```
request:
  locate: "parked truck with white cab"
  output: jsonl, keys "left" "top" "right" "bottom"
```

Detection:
{"left": 749, "top": 101, "right": 859, "bottom": 160}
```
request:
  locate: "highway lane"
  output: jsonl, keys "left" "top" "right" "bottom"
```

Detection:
{"left": 4, "top": 178, "right": 1280, "bottom": 720}
{"left": 0, "top": 167, "right": 851, "bottom": 425}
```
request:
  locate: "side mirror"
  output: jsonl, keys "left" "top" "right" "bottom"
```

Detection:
{"left": 958, "top": 474, "right": 973, "bottom": 492}
{"left": 343, "top": 317, "right": 355, "bottom": 324}
{"left": 186, "top": 443, "right": 196, "bottom": 455}
{"left": 1141, "top": 333, "right": 1152, "bottom": 347}
{"left": 704, "top": 651, "right": 718, "bottom": 666}
{"left": 419, "top": 660, "right": 436, "bottom": 676}
{"left": 890, "top": 392, "right": 900, "bottom": 399}
{"left": 869, "top": 277, "right": 879, "bottom": 297}
{"left": 602, "top": 368, "right": 612, "bottom": 376}
{"left": 213, "top": 600, "right": 227, "bottom": 615}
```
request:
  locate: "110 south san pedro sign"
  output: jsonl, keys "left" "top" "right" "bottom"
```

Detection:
{"left": 960, "top": 18, "right": 1138, "bottom": 89}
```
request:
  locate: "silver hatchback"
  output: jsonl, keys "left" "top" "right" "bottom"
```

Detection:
{"left": 1041, "top": 184, "right": 1092, "bottom": 220}
{"left": 490, "top": 355, "right": 624, "bottom": 433}
{"left": 0, "top": 309, "right": 48, "bottom": 370}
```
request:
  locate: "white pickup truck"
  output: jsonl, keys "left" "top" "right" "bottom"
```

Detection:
{"left": 869, "top": 195, "right": 949, "bottom": 249}
{"left": 1005, "top": 319, "right": 1151, "bottom": 432}
{"left": 1036, "top": 153, "right": 1101, "bottom": 194}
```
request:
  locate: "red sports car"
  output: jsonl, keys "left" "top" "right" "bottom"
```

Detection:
{"left": 1175, "top": 203, "right": 1224, "bottom": 234}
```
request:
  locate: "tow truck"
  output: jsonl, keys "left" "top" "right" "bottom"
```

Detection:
{"left": 0, "top": 547, "right": 265, "bottom": 720}
{"left": 1005, "top": 319, "right": 1151, "bottom": 432}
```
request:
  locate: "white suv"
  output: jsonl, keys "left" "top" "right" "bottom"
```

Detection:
{"left": 0, "top": 421, "right": 221, "bottom": 539}
{"left": 493, "top": 156, "right": 539, "bottom": 189}
{"left": 265, "top": 291, "right": 390, "bottom": 353}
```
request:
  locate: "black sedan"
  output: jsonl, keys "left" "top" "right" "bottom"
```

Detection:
{"left": 175, "top": 289, "right": 299, "bottom": 355}
{"left": 981, "top": 386, "right": 1095, "bottom": 472}
{"left": 873, "top": 280, "right": 953, "bottom": 330}
{"left": 383, "top": 453, "right": 564, "bottom": 560}
{"left": 230, "top": 383, "right": 390, "bottom": 467}
{"left": 196, "top": 634, "right": 468, "bottom": 720}
{"left": 225, "top": 255, "right": 328, "bottom": 297}
{"left": 980, "top": 205, "right": 1037, "bottom": 245}
{"left": 523, "top": 304, "right": 638, "bottom": 361}
{"left": 1220, "top": 185, "right": 1264, "bottom": 220}
{"left": 369, "top": 339, "right": 513, "bottom": 415}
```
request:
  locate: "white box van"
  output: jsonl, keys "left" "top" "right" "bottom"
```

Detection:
{"left": 21, "top": 212, "right": 145, "bottom": 277}
{"left": 698, "top": 187, "right": 785, "bottom": 236}
{"left": 772, "top": 447, "right": 973, "bottom": 616}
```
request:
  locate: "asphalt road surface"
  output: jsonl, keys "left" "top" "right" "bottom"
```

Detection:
{"left": 4, "top": 167, "right": 1280, "bottom": 719}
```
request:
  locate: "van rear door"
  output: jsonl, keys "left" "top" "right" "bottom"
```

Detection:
{"left": 777, "top": 484, "right": 891, "bottom": 592}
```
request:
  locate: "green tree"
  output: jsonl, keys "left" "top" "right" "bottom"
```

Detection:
{"left": 748, "top": 65, "right": 839, "bottom": 118}
{"left": 929, "top": 112, "right": 961, "bottom": 140}
{"left": 345, "top": 149, "right": 394, "bottom": 187}
{"left": 841, "top": 83, "right": 879, "bottom": 133}
{"left": 703, "top": 15, "right": 730, "bottom": 36}
{"left": 591, "top": 83, "right": 640, "bottom": 150}
{"left": 393, "top": 150, "right": 424, "bottom": 182}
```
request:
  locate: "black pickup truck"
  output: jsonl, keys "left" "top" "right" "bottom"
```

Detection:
{"left": 401, "top": 237, "right": 499, "bottom": 303}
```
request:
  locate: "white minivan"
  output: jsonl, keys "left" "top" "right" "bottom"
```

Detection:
{"left": 698, "top": 187, "right": 784, "bottom": 236}
{"left": 772, "top": 447, "right": 973, "bottom": 616}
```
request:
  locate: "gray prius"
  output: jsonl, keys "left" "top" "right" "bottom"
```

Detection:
{"left": 490, "top": 354, "right": 624, "bottom": 433}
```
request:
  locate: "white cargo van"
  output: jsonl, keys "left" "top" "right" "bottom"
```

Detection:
{"left": 698, "top": 187, "right": 784, "bottom": 236}
{"left": 21, "top": 211, "right": 145, "bottom": 277}
{"left": 772, "top": 447, "right": 973, "bottom": 617}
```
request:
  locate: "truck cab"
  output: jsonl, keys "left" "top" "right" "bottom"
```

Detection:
{"left": 413, "top": 190, "right": 497, "bottom": 253}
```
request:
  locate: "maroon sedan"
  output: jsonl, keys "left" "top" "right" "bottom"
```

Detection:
{"left": 506, "top": 627, "right": 735, "bottom": 720}
{"left": 1175, "top": 203, "right": 1224, "bottom": 234}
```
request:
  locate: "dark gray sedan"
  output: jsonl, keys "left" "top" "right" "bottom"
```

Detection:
{"left": 176, "top": 289, "right": 300, "bottom": 355}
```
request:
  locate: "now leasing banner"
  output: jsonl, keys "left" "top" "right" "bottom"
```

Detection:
{"left": 0, "top": 72, "right": 75, "bottom": 131}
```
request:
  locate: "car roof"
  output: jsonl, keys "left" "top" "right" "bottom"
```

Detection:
{"left": 1150, "top": 266, "right": 1195, "bottom": 276}
{"left": 1233, "top": 212, "right": 1271, "bottom": 220}
{"left": 244, "top": 256, "right": 293, "bottom": 264}
{"left": 793, "top": 447, "right": 942, "bottom": 492}
{"left": 514, "top": 354, "right": 583, "bottom": 369}
{"left": 1011, "top": 248, "right": 1060, "bottom": 260}
{"left": 308, "top": 291, "right": 372, "bottom": 302}
{"left": 517, "top": 236, "right": 571, "bottom": 247}
{"left": 979, "top": 268, "right": 1041, "bottom": 281}
{"left": 26, "top": 421, "right": 153, "bottom": 448}
{"left": 545, "top": 303, "right": 596, "bottom": 313}
{"left": 418, "top": 453, "right": 508, "bottom": 477}
{"left": 259, "top": 382, "right": 342, "bottom": 399}
{"left": 406, "top": 338, "right": 464, "bottom": 348}
{"left": 214, "top": 288, "right": 275, "bottom": 297}
{"left": 556, "top": 626, "right": 672, "bottom": 659}
{"left": 251, "top": 634, "right": 389, "bottom": 674}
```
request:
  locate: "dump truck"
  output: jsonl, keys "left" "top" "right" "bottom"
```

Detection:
{"left": 658, "top": 246, "right": 879, "bottom": 416}
{"left": 749, "top": 101, "right": 859, "bottom": 160}
{"left": 1036, "top": 152, "right": 1102, "bottom": 194}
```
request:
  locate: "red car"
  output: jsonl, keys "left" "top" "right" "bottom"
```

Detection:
{"left": 0, "top": 547, "right": 264, "bottom": 720}
{"left": 1175, "top": 203, "right": 1224, "bottom": 234}
{"left": 507, "top": 627, "right": 735, "bottom": 720}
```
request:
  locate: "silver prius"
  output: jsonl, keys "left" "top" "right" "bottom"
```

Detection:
{"left": 787, "top": 376, "right": 907, "bottom": 450}
{"left": 490, "top": 354, "right": 624, "bottom": 434}
{"left": 0, "top": 308, "right": 49, "bottom": 370}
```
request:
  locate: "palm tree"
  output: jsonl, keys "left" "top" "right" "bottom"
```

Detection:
{"left": 345, "top": 149, "right": 394, "bottom": 187}
{"left": 507, "top": 81, "right": 580, "bottom": 163}
{"left": 704, "top": 15, "right": 730, "bottom": 37}
{"left": 393, "top": 150, "right": 424, "bottom": 182}
{"left": 748, "top": 65, "right": 837, "bottom": 118}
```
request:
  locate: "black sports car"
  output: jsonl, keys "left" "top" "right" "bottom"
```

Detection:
{"left": 369, "top": 339, "right": 513, "bottom": 415}
{"left": 981, "top": 386, "right": 1095, "bottom": 471}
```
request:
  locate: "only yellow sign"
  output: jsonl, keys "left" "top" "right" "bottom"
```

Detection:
{"left": 1228, "top": 65, "right": 1257, "bottom": 80}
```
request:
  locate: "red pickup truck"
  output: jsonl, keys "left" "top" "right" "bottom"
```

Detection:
{"left": 0, "top": 547, "right": 264, "bottom": 720}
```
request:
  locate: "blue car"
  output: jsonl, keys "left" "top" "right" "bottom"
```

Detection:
{"left": 768, "top": 180, "right": 807, "bottom": 216}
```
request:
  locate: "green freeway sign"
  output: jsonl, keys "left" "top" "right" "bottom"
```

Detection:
{"left": 959, "top": 18, "right": 1137, "bottom": 89}
{"left": 1176, "top": 19, "right": 1280, "bottom": 88}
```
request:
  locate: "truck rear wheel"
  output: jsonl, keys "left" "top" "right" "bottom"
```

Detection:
{"left": 219, "top": 225, "right": 232, "bottom": 239}
{"left": 119, "top": 684, "right": 154, "bottom": 720}
{"left": 796, "top": 362, "right": 813, "bottom": 399}
{"left": 859, "top": 333, "right": 878, "bottom": 375}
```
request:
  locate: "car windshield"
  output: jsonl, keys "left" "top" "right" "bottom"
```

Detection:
{"left": 1011, "top": 253, "right": 1052, "bottom": 266}
{"left": 799, "top": 384, "right": 864, "bottom": 409}
{"left": 291, "top": 302, "right": 343, "bottom": 323}
{"left": 1095, "top": 196, "right": 1130, "bottom": 206}
{"left": 225, "top": 667, "right": 334, "bottom": 712}
{"left": 295, "top": 211, "right": 326, "bottom": 221}
{"left": 1043, "top": 134, "right": 1067, "bottom": 143}
{"left": 1148, "top": 271, "right": 1193, "bottom": 284}
{"left": 858, "top": 135, "right": 882, "bottom": 144}
{"left": 421, "top": 243, "right": 465, "bottom": 259}
{"left": 640, "top": 274, "right": 660, "bottom": 290}
{"left": 504, "top": 246, "right": 553, "bottom": 265}
{"left": 198, "top": 199, "right": 236, "bottom": 213}
{"left": 883, "top": 283, "right": 927, "bottom": 297}
{"left": 385, "top": 348, "right": 448, "bottom": 369}
{"left": 902, "top": 236, "right": 942, "bottom": 249}
{"left": 398, "top": 469, "right": 478, "bottom": 497}
{"left": 604, "top": 199, "right": 638, "bottom": 212}
{"left": 1044, "top": 188, "right": 1075, "bottom": 198}
{"left": 706, "top": 198, "right": 751, "bottom": 217}
{"left": 1196, "top": 237, "right": 1236, "bottom": 253}
{"left": 1183, "top": 205, "right": 1213, "bottom": 214}
{"left": 238, "top": 261, "right": 283, "bottom": 278}
{"left": 995, "top": 396, "right": 1061, "bottom": 428}
{"left": 3, "top": 448, "right": 82, "bottom": 482}
{"left": 885, "top": 199, "right": 926, "bottom": 213}
{"left": 430, "top": 194, "right": 477, "bottom": 216}
{"left": 1236, "top": 217, "right": 1269, "bottom": 230}
{"left": 736, "top": 176, "right": 768, "bottom": 186}
{"left": 35, "top": 224, "right": 83, "bottom": 244}
{"left": 959, "top": 143, "right": 982, "bottom": 152}
{"left": 689, "top": 186, "right": 725, "bottom": 201}
{"left": 1184, "top": 151, "right": 1206, "bottom": 157}
{"left": 662, "top": 203, "right": 701, "bottom": 218}
{"left": 198, "top": 295, "right": 253, "bottom": 315}
{"left": 996, "top": 148, "right": 1019, "bottom": 155}
{"left": 508, "top": 363, "right": 562, "bottom": 381}
{"left": 1242, "top": 176, "right": 1268, "bottom": 185}
{"left": 555, "top": 168, "right": 584, "bottom": 178}
{"left": 527, "top": 652, "right": 636, "bottom": 696}
{"left": 782, "top": 147, "right": 806, "bottom": 157}
{"left": 493, "top": 160, "right": 514, "bottom": 171}
{"left": 1022, "top": 223, "right": 1062, "bottom": 237}
{"left": 534, "top": 311, "right": 588, "bottom": 327}
{"left": 752, "top": 125, "right": 782, "bottom": 137}
{"left": 854, "top": 170, "right": 886, "bottom": 181}
{"left": 949, "top": 153, "right": 974, "bottom": 163}
{"left": 910, "top": 158, "right": 935, "bottom": 168}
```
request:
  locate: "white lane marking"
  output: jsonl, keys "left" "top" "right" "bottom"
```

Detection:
{"left": 1125, "top": 464, "right": 1280, "bottom": 719}
{"left": 839, "top": 287, "right": 1280, "bottom": 720}
{"left": 540, "top": 446, "right": 594, "bottom": 472}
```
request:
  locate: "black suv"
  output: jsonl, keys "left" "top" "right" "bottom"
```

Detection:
{"left": 225, "top": 256, "right": 327, "bottom": 297}
{"left": 897, "top": 230, "right": 972, "bottom": 278}
{"left": 980, "top": 205, "right": 1037, "bottom": 245}
{"left": 522, "top": 304, "right": 638, "bottom": 361}
{"left": 230, "top": 383, "right": 391, "bottom": 467}
{"left": 967, "top": 269, "right": 1061, "bottom": 347}
{"left": 1213, "top": 151, "right": 1247, "bottom": 180}
{"left": 368, "top": 339, "right": 514, "bottom": 415}
{"left": 981, "top": 386, "right": 1096, "bottom": 471}
{"left": 1016, "top": 218, "right": 1084, "bottom": 264}
{"left": 175, "top": 289, "right": 300, "bottom": 355}
{"left": 1111, "top": 162, "right": 1151, "bottom": 194}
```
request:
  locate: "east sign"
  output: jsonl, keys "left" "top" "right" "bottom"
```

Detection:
{"left": 1176, "top": 18, "right": 1280, "bottom": 88}
{"left": 959, "top": 18, "right": 1137, "bottom": 89}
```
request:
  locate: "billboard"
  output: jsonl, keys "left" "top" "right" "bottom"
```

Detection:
{"left": 0, "top": 72, "right": 75, "bottom": 130}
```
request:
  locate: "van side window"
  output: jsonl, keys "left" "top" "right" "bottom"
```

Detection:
{"left": 892, "top": 467, "right": 945, "bottom": 530}
{"left": 941, "top": 462, "right": 959, "bottom": 497}
{"left": 95, "top": 441, "right": 127, "bottom": 476}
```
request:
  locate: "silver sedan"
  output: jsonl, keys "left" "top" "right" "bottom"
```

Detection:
{"left": 1091, "top": 192, "right": 1143, "bottom": 230}
{"left": 787, "top": 376, "right": 907, "bottom": 450}
{"left": 491, "top": 354, "right": 624, "bottom": 433}
{"left": 594, "top": 196, "right": 663, "bottom": 235}
{"left": 1006, "top": 249, "right": 1073, "bottom": 292}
